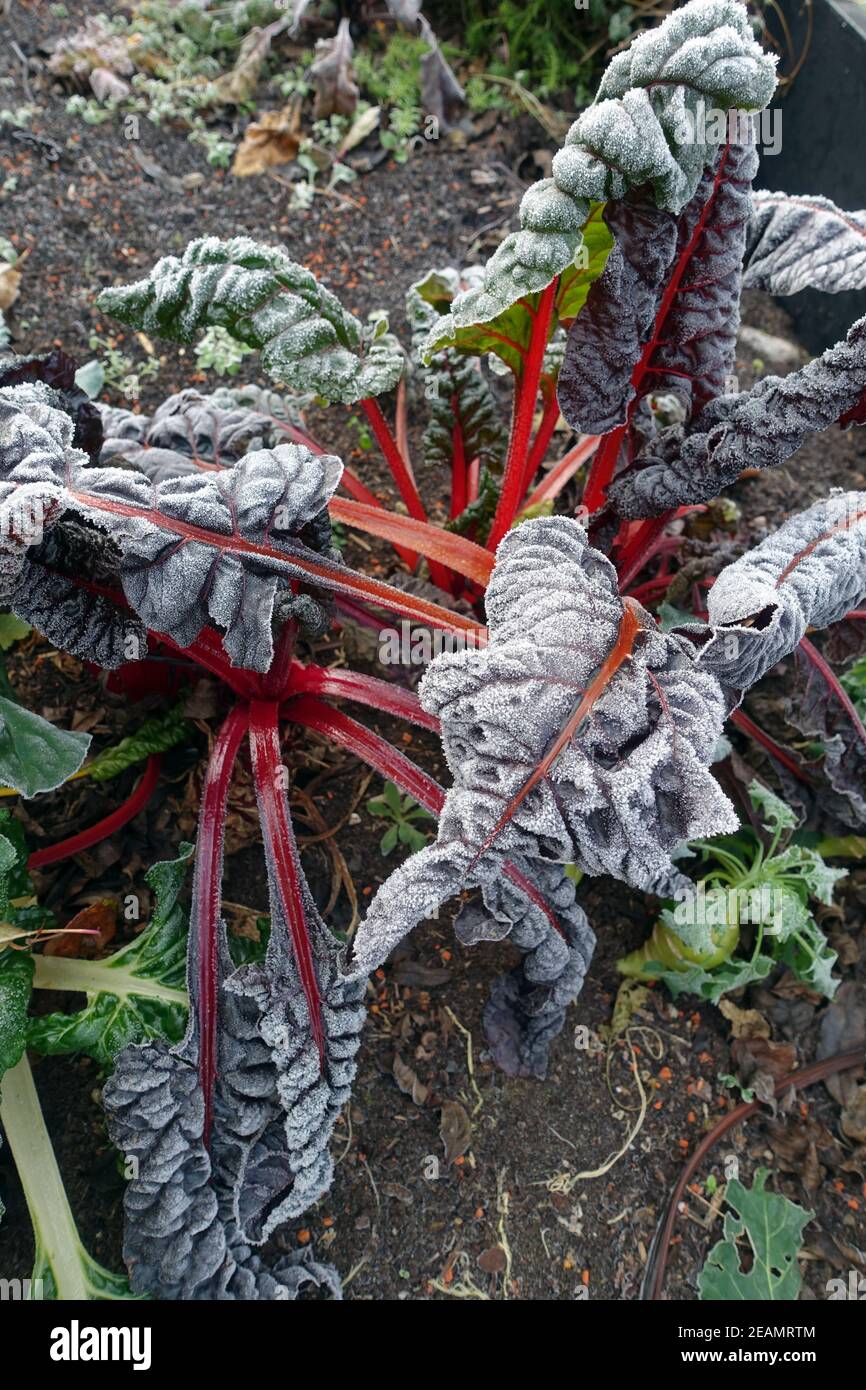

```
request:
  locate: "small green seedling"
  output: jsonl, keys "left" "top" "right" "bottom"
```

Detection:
{"left": 367, "top": 780, "right": 434, "bottom": 856}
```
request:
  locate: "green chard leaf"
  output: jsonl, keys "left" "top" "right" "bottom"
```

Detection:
{"left": 88, "top": 703, "right": 194, "bottom": 783}
{"left": 26, "top": 845, "right": 193, "bottom": 1067}
{"left": 97, "top": 236, "right": 404, "bottom": 404}
{"left": 421, "top": 210, "right": 614, "bottom": 372}
{"left": 0, "top": 696, "right": 90, "bottom": 798}
{"left": 698, "top": 1169, "right": 813, "bottom": 1301}
{"left": 0, "top": 948, "right": 33, "bottom": 1077}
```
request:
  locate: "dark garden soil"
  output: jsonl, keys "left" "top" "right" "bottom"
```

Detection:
{"left": 1, "top": 0, "right": 865, "bottom": 1303}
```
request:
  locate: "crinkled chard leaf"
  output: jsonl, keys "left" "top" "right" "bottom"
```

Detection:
{"left": 683, "top": 490, "right": 866, "bottom": 692}
{"left": 0, "top": 382, "right": 344, "bottom": 672}
{"left": 558, "top": 194, "right": 678, "bottom": 434}
{"left": 103, "top": 726, "right": 365, "bottom": 1300}
{"left": 0, "top": 349, "right": 103, "bottom": 461}
{"left": 609, "top": 315, "right": 866, "bottom": 517}
{"left": 406, "top": 269, "right": 506, "bottom": 481}
{"left": 99, "top": 387, "right": 300, "bottom": 481}
{"left": 424, "top": 0, "right": 775, "bottom": 356}
{"left": 103, "top": 1034, "right": 344, "bottom": 1300}
{"left": 785, "top": 645, "right": 866, "bottom": 829}
{"left": 350, "top": 516, "right": 739, "bottom": 980}
{"left": 97, "top": 236, "right": 403, "bottom": 404}
{"left": 456, "top": 857, "right": 595, "bottom": 1080}
{"left": 744, "top": 191, "right": 866, "bottom": 295}
{"left": 559, "top": 141, "right": 757, "bottom": 436}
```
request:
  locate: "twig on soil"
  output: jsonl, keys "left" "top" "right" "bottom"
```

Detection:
{"left": 444, "top": 1005, "right": 483, "bottom": 1115}
{"left": 539, "top": 1029, "right": 653, "bottom": 1195}
{"left": 496, "top": 1169, "right": 515, "bottom": 1299}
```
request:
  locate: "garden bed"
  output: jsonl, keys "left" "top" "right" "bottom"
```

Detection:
{"left": 1, "top": 0, "right": 865, "bottom": 1304}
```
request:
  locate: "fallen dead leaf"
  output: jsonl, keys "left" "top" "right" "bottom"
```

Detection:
{"left": 232, "top": 99, "right": 303, "bottom": 177}
{"left": 89, "top": 66, "right": 130, "bottom": 103}
{"left": 476, "top": 1245, "right": 507, "bottom": 1274}
{"left": 731, "top": 1036, "right": 796, "bottom": 1083}
{"left": 310, "top": 17, "right": 358, "bottom": 120}
{"left": 339, "top": 104, "right": 380, "bottom": 156}
{"left": 43, "top": 899, "right": 117, "bottom": 958}
{"left": 393, "top": 1052, "right": 428, "bottom": 1106}
{"left": 0, "top": 259, "right": 22, "bottom": 313}
{"left": 841, "top": 1085, "right": 866, "bottom": 1143}
{"left": 439, "top": 1099, "right": 472, "bottom": 1163}
{"left": 719, "top": 998, "right": 771, "bottom": 1040}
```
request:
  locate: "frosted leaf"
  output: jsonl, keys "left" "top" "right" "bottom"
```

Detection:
{"left": 112, "top": 443, "right": 343, "bottom": 671}
{"left": 0, "top": 384, "right": 347, "bottom": 672}
{"left": 558, "top": 193, "right": 678, "bottom": 433}
{"left": 97, "top": 237, "right": 404, "bottom": 404}
{"left": 744, "top": 191, "right": 866, "bottom": 295}
{"left": 103, "top": 1041, "right": 343, "bottom": 1301}
{"left": 100, "top": 388, "right": 287, "bottom": 478}
{"left": 103, "top": 744, "right": 363, "bottom": 1300}
{"left": 683, "top": 491, "right": 866, "bottom": 692}
{"left": 609, "top": 314, "right": 866, "bottom": 517}
{"left": 559, "top": 142, "right": 757, "bottom": 435}
{"left": 642, "top": 141, "right": 757, "bottom": 417}
{"left": 351, "top": 517, "right": 738, "bottom": 978}
{"left": 458, "top": 858, "right": 596, "bottom": 1079}
{"left": 406, "top": 269, "right": 506, "bottom": 482}
{"left": 5, "top": 557, "right": 145, "bottom": 669}
{"left": 0, "top": 382, "right": 85, "bottom": 594}
{"left": 424, "top": 0, "right": 775, "bottom": 356}
{"left": 0, "top": 350, "right": 103, "bottom": 461}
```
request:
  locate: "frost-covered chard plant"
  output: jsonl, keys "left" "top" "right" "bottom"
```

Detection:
{"left": 2, "top": 0, "right": 866, "bottom": 1301}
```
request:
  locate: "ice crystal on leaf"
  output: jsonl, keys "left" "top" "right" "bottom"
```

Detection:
{"left": 609, "top": 315, "right": 866, "bottom": 516}
{"left": 559, "top": 142, "right": 758, "bottom": 435}
{"left": 0, "top": 383, "right": 346, "bottom": 672}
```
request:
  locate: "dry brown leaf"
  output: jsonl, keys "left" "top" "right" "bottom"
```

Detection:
{"left": 439, "top": 1098, "right": 472, "bottom": 1163}
{"left": 89, "top": 66, "right": 130, "bottom": 103}
{"left": 393, "top": 1052, "right": 428, "bottom": 1106}
{"left": 841, "top": 1085, "right": 866, "bottom": 1143}
{"left": 216, "top": 23, "right": 278, "bottom": 105}
{"left": 731, "top": 1036, "right": 797, "bottom": 1083}
{"left": 43, "top": 899, "right": 117, "bottom": 958}
{"left": 232, "top": 99, "right": 303, "bottom": 177}
{"left": 476, "top": 1245, "right": 507, "bottom": 1274}
{"left": 719, "top": 997, "right": 770, "bottom": 1040}
{"left": 310, "top": 17, "right": 358, "bottom": 120}
{"left": 339, "top": 104, "right": 380, "bottom": 156}
{"left": 0, "top": 260, "right": 22, "bottom": 313}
